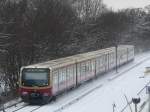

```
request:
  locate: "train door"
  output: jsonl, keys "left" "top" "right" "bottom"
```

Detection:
{"left": 58, "top": 67, "right": 67, "bottom": 92}
{"left": 73, "top": 64, "right": 76, "bottom": 86}
{"left": 101, "top": 55, "right": 106, "bottom": 73}
{"left": 98, "top": 56, "right": 103, "bottom": 74}
{"left": 95, "top": 57, "right": 99, "bottom": 75}
{"left": 80, "top": 61, "right": 86, "bottom": 82}
{"left": 85, "top": 60, "right": 93, "bottom": 80}
{"left": 77, "top": 63, "right": 81, "bottom": 84}
{"left": 89, "top": 60, "right": 95, "bottom": 79}
{"left": 105, "top": 53, "right": 109, "bottom": 71}
{"left": 66, "top": 65, "right": 75, "bottom": 89}
{"left": 128, "top": 47, "right": 134, "bottom": 61}
{"left": 96, "top": 56, "right": 103, "bottom": 75}
{"left": 91, "top": 59, "right": 96, "bottom": 77}
{"left": 117, "top": 50, "right": 121, "bottom": 67}
{"left": 109, "top": 52, "right": 115, "bottom": 69}
{"left": 52, "top": 69, "right": 59, "bottom": 95}
{"left": 107, "top": 53, "right": 110, "bottom": 70}
{"left": 111, "top": 52, "right": 115, "bottom": 69}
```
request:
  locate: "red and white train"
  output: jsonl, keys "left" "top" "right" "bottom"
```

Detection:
{"left": 19, "top": 45, "right": 134, "bottom": 104}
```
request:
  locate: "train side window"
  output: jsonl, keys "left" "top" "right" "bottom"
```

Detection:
{"left": 81, "top": 62, "right": 86, "bottom": 74}
{"left": 70, "top": 66, "right": 72, "bottom": 79}
{"left": 89, "top": 60, "right": 92, "bottom": 72}
{"left": 67, "top": 65, "right": 73, "bottom": 80}
{"left": 102, "top": 55, "right": 105, "bottom": 64}
{"left": 85, "top": 61, "right": 88, "bottom": 72}
{"left": 62, "top": 68, "right": 66, "bottom": 81}
{"left": 77, "top": 63, "right": 81, "bottom": 77}
{"left": 69, "top": 66, "right": 72, "bottom": 79}
{"left": 91, "top": 59, "right": 95, "bottom": 71}
{"left": 111, "top": 53, "right": 114, "bottom": 64}
{"left": 73, "top": 64, "right": 76, "bottom": 79}
{"left": 53, "top": 70, "right": 58, "bottom": 85}
{"left": 58, "top": 68, "right": 63, "bottom": 83}
{"left": 87, "top": 61, "right": 90, "bottom": 72}
{"left": 98, "top": 57, "right": 101, "bottom": 68}
{"left": 71, "top": 65, "right": 74, "bottom": 78}
{"left": 66, "top": 67, "right": 69, "bottom": 80}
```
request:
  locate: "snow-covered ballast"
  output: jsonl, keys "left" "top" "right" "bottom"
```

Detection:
{"left": 19, "top": 45, "right": 134, "bottom": 104}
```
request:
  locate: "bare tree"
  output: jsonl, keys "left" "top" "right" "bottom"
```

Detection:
{"left": 73, "top": 0, "right": 107, "bottom": 21}
{"left": 0, "top": 0, "right": 77, "bottom": 93}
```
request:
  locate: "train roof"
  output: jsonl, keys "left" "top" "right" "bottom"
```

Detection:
{"left": 22, "top": 45, "right": 134, "bottom": 70}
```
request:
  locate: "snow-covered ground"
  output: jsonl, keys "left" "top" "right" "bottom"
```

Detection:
{"left": 2, "top": 52, "right": 150, "bottom": 112}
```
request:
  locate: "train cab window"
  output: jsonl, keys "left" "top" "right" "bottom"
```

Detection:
{"left": 22, "top": 68, "right": 49, "bottom": 87}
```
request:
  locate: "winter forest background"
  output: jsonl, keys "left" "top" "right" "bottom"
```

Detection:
{"left": 0, "top": 0, "right": 150, "bottom": 100}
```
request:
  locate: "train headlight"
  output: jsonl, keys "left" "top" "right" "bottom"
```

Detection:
{"left": 22, "top": 91, "right": 28, "bottom": 95}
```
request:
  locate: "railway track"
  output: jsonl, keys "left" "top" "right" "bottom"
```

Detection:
{"left": 0, "top": 101, "right": 23, "bottom": 112}
{"left": 11, "top": 104, "right": 29, "bottom": 112}
{"left": 12, "top": 105, "right": 42, "bottom": 112}
{"left": 2, "top": 55, "right": 150, "bottom": 112}
{"left": 2, "top": 103, "right": 42, "bottom": 112}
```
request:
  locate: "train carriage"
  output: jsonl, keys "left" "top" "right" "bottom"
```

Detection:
{"left": 19, "top": 45, "right": 134, "bottom": 104}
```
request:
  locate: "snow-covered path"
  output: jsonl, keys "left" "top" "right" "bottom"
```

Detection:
{"left": 3, "top": 52, "right": 150, "bottom": 112}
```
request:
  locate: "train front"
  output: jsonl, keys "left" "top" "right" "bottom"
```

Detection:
{"left": 19, "top": 68, "right": 52, "bottom": 104}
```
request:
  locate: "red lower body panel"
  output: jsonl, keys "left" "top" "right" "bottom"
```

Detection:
{"left": 19, "top": 87, "right": 52, "bottom": 103}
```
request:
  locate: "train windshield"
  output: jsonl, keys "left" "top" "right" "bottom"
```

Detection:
{"left": 22, "top": 68, "right": 49, "bottom": 87}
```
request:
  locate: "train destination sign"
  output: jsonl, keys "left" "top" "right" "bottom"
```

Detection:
{"left": 23, "top": 68, "right": 49, "bottom": 72}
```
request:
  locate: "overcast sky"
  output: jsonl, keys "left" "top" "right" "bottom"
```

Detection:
{"left": 103, "top": 0, "right": 150, "bottom": 11}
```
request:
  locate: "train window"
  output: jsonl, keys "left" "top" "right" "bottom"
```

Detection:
{"left": 102, "top": 55, "right": 105, "bottom": 64}
{"left": 66, "top": 67, "right": 69, "bottom": 80}
{"left": 61, "top": 68, "right": 66, "bottom": 81}
{"left": 68, "top": 66, "right": 72, "bottom": 79}
{"left": 70, "top": 65, "right": 74, "bottom": 79}
{"left": 22, "top": 68, "right": 49, "bottom": 87}
{"left": 81, "top": 62, "right": 86, "bottom": 74}
{"left": 77, "top": 63, "right": 81, "bottom": 77}
{"left": 98, "top": 57, "right": 101, "bottom": 67}
{"left": 87, "top": 61, "right": 90, "bottom": 72}
{"left": 58, "top": 69, "right": 63, "bottom": 83}
{"left": 67, "top": 65, "right": 73, "bottom": 80}
{"left": 85, "top": 62, "right": 88, "bottom": 72}
{"left": 86, "top": 61, "right": 88, "bottom": 71}
{"left": 95, "top": 58, "right": 99, "bottom": 70}
{"left": 73, "top": 65, "right": 76, "bottom": 79}
{"left": 91, "top": 60, "right": 95, "bottom": 71}
{"left": 111, "top": 53, "right": 115, "bottom": 64}
{"left": 98, "top": 57, "right": 101, "bottom": 68}
{"left": 89, "top": 60, "right": 92, "bottom": 72}
{"left": 70, "top": 66, "right": 72, "bottom": 79}
{"left": 53, "top": 70, "right": 58, "bottom": 85}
